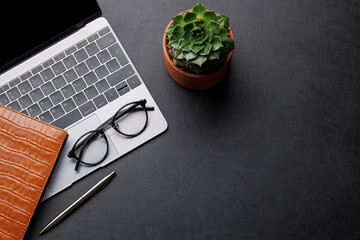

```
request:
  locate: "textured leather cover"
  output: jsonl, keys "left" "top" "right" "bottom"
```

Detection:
{"left": 0, "top": 105, "right": 67, "bottom": 240}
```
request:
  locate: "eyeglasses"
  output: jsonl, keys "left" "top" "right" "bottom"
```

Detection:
{"left": 67, "top": 99, "right": 154, "bottom": 171}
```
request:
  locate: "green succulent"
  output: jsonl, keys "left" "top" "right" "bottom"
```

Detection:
{"left": 166, "top": 3, "right": 234, "bottom": 74}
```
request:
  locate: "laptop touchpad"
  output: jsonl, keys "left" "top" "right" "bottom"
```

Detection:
{"left": 44, "top": 114, "right": 119, "bottom": 199}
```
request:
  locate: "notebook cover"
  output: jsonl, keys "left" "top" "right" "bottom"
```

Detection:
{"left": 0, "top": 105, "right": 67, "bottom": 240}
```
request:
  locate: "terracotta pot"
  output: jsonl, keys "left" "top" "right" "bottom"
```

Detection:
{"left": 163, "top": 21, "right": 234, "bottom": 90}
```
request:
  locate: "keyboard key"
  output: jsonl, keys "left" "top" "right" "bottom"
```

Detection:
{"left": 85, "top": 42, "right": 100, "bottom": 56}
{"left": 40, "top": 68, "right": 55, "bottom": 82}
{"left": 127, "top": 75, "right": 142, "bottom": 89}
{"left": 39, "top": 111, "right": 54, "bottom": 123}
{"left": 83, "top": 72, "right": 98, "bottom": 85}
{"left": 0, "top": 84, "right": 9, "bottom": 94}
{"left": 95, "top": 79, "right": 110, "bottom": 93}
{"left": 79, "top": 101, "right": 96, "bottom": 117}
{"left": 93, "top": 94, "right": 108, "bottom": 109}
{"left": 29, "top": 74, "right": 44, "bottom": 88}
{"left": 52, "top": 75, "right": 67, "bottom": 89}
{"left": 51, "top": 109, "right": 82, "bottom": 129}
{"left": 29, "top": 88, "right": 44, "bottom": 102}
{"left": 108, "top": 43, "right": 128, "bottom": 66}
{"left": 7, "top": 88, "right": 21, "bottom": 101}
{"left": 27, "top": 103, "right": 42, "bottom": 117}
{"left": 39, "top": 97, "right": 53, "bottom": 111}
{"left": 31, "top": 65, "right": 43, "bottom": 75}
{"left": 21, "top": 109, "right": 29, "bottom": 115}
{"left": 50, "top": 91, "right": 64, "bottom": 105}
{"left": 118, "top": 86, "right": 130, "bottom": 96}
{"left": 9, "top": 78, "right": 21, "bottom": 87}
{"left": 74, "top": 49, "right": 88, "bottom": 63}
{"left": 97, "top": 33, "right": 116, "bottom": 50}
{"left": 97, "top": 50, "right": 111, "bottom": 64}
{"left": 115, "top": 81, "right": 127, "bottom": 91}
{"left": 50, "top": 105, "right": 65, "bottom": 119}
{"left": 61, "top": 85, "right": 76, "bottom": 98}
{"left": 52, "top": 61, "right": 66, "bottom": 75}
{"left": 106, "top": 59, "right": 120, "bottom": 73}
{"left": 62, "top": 98, "right": 76, "bottom": 112}
{"left": 54, "top": 52, "right": 66, "bottom": 62}
{"left": 18, "top": 95, "right": 33, "bottom": 109}
{"left": 86, "top": 56, "right": 100, "bottom": 70}
{"left": 20, "top": 72, "right": 32, "bottom": 81}
{"left": 72, "top": 78, "right": 87, "bottom": 92}
{"left": 76, "top": 40, "right": 88, "bottom": 49}
{"left": 63, "top": 55, "right": 77, "bottom": 69}
{"left": 74, "top": 62, "right": 89, "bottom": 76}
{"left": 0, "top": 94, "right": 10, "bottom": 105}
{"left": 73, "top": 92, "right": 87, "bottom": 106}
{"left": 7, "top": 101, "right": 21, "bottom": 111}
{"left": 99, "top": 27, "right": 110, "bottom": 36}
{"left": 63, "top": 69, "right": 78, "bottom": 83}
{"left": 94, "top": 65, "right": 109, "bottom": 79}
{"left": 87, "top": 33, "right": 99, "bottom": 42}
{"left": 65, "top": 46, "right": 77, "bottom": 55}
{"left": 41, "top": 82, "right": 56, "bottom": 95}
{"left": 43, "top": 59, "right": 54, "bottom": 68}
{"left": 84, "top": 86, "right": 98, "bottom": 99}
{"left": 104, "top": 88, "right": 119, "bottom": 102}
{"left": 18, "top": 81, "right": 32, "bottom": 94}
{"left": 107, "top": 64, "right": 135, "bottom": 86}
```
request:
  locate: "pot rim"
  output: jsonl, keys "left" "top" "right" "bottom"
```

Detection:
{"left": 163, "top": 20, "right": 234, "bottom": 78}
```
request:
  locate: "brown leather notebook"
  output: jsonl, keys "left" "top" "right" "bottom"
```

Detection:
{"left": 0, "top": 105, "right": 67, "bottom": 240}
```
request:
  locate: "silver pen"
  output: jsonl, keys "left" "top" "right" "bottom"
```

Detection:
{"left": 40, "top": 171, "right": 116, "bottom": 235}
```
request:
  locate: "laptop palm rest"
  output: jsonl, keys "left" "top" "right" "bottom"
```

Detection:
{"left": 41, "top": 114, "right": 118, "bottom": 201}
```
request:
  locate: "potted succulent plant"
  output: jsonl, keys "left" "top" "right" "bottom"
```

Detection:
{"left": 163, "top": 3, "right": 235, "bottom": 90}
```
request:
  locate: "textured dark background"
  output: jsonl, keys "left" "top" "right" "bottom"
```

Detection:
{"left": 26, "top": 0, "right": 360, "bottom": 239}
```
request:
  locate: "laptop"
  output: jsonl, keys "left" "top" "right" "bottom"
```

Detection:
{"left": 0, "top": 0, "right": 168, "bottom": 201}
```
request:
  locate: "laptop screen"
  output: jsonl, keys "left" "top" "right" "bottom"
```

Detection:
{"left": 0, "top": 0, "right": 101, "bottom": 74}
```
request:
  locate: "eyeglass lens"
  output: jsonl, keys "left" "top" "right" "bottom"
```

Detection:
{"left": 112, "top": 102, "right": 147, "bottom": 136}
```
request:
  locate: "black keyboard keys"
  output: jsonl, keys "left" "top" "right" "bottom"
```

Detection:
{"left": 108, "top": 43, "right": 128, "bottom": 66}
{"left": 79, "top": 101, "right": 96, "bottom": 117}
{"left": 39, "top": 111, "right": 54, "bottom": 123}
{"left": 51, "top": 109, "right": 82, "bottom": 129}
{"left": 18, "top": 81, "right": 32, "bottom": 94}
{"left": 107, "top": 64, "right": 135, "bottom": 86}
{"left": 97, "top": 33, "right": 116, "bottom": 50}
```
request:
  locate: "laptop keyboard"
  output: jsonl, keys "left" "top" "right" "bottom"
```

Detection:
{"left": 0, "top": 27, "right": 142, "bottom": 129}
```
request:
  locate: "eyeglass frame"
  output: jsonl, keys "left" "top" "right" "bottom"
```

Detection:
{"left": 67, "top": 99, "right": 154, "bottom": 171}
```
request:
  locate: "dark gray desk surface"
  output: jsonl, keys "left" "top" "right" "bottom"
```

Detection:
{"left": 25, "top": 0, "right": 360, "bottom": 239}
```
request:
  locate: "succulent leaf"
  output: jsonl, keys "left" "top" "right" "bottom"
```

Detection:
{"left": 190, "top": 43, "right": 204, "bottom": 53}
{"left": 179, "top": 39, "right": 191, "bottom": 51}
{"left": 184, "top": 51, "right": 197, "bottom": 61}
{"left": 191, "top": 56, "right": 207, "bottom": 67}
{"left": 184, "top": 22, "right": 195, "bottom": 32}
{"left": 166, "top": 25, "right": 174, "bottom": 34}
{"left": 199, "top": 42, "right": 212, "bottom": 56}
{"left": 182, "top": 31, "right": 192, "bottom": 42}
{"left": 203, "top": 11, "right": 217, "bottom": 23}
{"left": 184, "top": 11, "right": 197, "bottom": 22}
{"left": 192, "top": 3, "right": 206, "bottom": 18}
{"left": 218, "top": 27, "right": 229, "bottom": 41}
{"left": 217, "top": 14, "right": 230, "bottom": 28}
{"left": 172, "top": 25, "right": 184, "bottom": 39}
{"left": 166, "top": 3, "right": 234, "bottom": 74}
{"left": 172, "top": 15, "right": 184, "bottom": 26}
{"left": 169, "top": 39, "right": 180, "bottom": 50}
{"left": 207, "top": 20, "right": 220, "bottom": 34}
{"left": 224, "top": 38, "right": 235, "bottom": 52}
{"left": 210, "top": 36, "right": 223, "bottom": 51}
{"left": 208, "top": 50, "right": 220, "bottom": 60}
